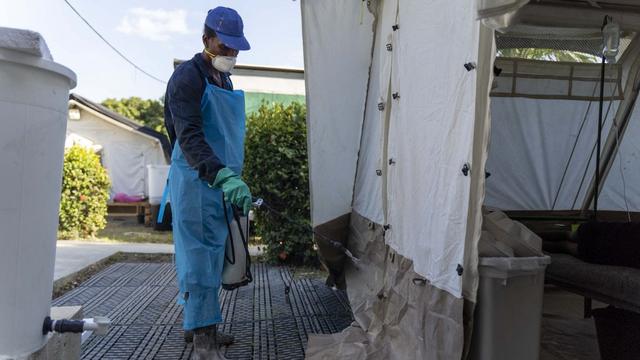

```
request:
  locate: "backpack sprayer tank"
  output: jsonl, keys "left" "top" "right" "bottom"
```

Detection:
{"left": 221, "top": 203, "right": 253, "bottom": 290}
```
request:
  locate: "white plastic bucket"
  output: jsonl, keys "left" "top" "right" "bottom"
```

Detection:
{"left": 146, "top": 164, "right": 170, "bottom": 205}
{"left": 0, "top": 45, "right": 76, "bottom": 358}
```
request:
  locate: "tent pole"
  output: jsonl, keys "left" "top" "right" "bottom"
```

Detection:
{"left": 595, "top": 55, "right": 605, "bottom": 221}
{"left": 580, "top": 37, "right": 640, "bottom": 215}
{"left": 595, "top": 15, "right": 612, "bottom": 222}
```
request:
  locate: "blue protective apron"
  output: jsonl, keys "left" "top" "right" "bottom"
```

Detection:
{"left": 165, "top": 77, "right": 245, "bottom": 330}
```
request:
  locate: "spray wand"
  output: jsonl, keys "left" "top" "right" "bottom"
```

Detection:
{"left": 251, "top": 197, "right": 359, "bottom": 298}
{"left": 251, "top": 197, "right": 359, "bottom": 264}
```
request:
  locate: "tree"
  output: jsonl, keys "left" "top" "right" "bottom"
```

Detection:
{"left": 243, "top": 102, "right": 314, "bottom": 265}
{"left": 102, "top": 97, "right": 167, "bottom": 136}
{"left": 59, "top": 145, "right": 111, "bottom": 239}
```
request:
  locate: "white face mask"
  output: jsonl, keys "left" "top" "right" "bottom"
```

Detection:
{"left": 211, "top": 55, "right": 236, "bottom": 73}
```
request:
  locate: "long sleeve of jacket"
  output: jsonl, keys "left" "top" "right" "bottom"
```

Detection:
{"left": 165, "top": 64, "right": 224, "bottom": 184}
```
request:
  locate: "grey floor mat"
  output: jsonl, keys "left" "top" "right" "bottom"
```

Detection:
{"left": 52, "top": 262, "right": 353, "bottom": 359}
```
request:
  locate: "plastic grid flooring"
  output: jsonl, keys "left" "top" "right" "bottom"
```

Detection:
{"left": 52, "top": 262, "right": 353, "bottom": 359}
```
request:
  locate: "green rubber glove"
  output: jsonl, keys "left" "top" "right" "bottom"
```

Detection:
{"left": 211, "top": 167, "right": 252, "bottom": 215}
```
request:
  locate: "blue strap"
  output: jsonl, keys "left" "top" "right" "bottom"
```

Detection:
{"left": 157, "top": 169, "right": 171, "bottom": 224}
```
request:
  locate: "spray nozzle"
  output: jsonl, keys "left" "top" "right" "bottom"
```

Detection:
{"left": 252, "top": 198, "right": 264, "bottom": 208}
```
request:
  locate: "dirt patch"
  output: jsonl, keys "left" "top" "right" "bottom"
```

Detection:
{"left": 286, "top": 265, "right": 327, "bottom": 280}
{"left": 94, "top": 216, "right": 173, "bottom": 244}
{"left": 52, "top": 252, "right": 172, "bottom": 300}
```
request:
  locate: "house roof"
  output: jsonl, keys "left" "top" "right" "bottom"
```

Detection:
{"left": 69, "top": 93, "right": 171, "bottom": 162}
{"left": 172, "top": 59, "right": 304, "bottom": 74}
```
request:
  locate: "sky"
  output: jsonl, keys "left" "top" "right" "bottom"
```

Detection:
{"left": 0, "top": 0, "right": 304, "bottom": 102}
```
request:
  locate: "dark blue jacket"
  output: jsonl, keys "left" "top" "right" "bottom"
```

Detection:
{"left": 164, "top": 53, "right": 233, "bottom": 184}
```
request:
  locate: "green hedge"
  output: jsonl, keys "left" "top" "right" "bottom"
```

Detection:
{"left": 59, "top": 145, "right": 111, "bottom": 239}
{"left": 244, "top": 102, "right": 316, "bottom": 265}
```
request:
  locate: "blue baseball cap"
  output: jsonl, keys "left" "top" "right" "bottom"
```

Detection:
{"left": 205, "top": 7, "right": 250, "bottom": 51}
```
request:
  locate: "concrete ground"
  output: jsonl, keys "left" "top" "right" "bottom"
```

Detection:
{"left": 55, "top": 240, "right": 264, "bottom": 281}
{"left": 540, "top": 285, "right": 605, "bottom": 360}
{"left": 54, "top": 241, "right": 174, "bottom": 280}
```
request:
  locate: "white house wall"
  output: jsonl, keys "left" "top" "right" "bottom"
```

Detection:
{"left": 231, "top": 74, "right": 305, "bottom": 96}
{"left": 66, "top": 110, "right": 167, "bottom": 198}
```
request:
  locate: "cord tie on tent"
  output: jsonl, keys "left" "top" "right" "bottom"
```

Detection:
{"left": 383, "top": 224, "right": 391, "bottom": 231}
{"left": 392, "top": 92, "right": 400, "bottom": 100}
{"left": 456, "top": 264, "right": 464, "bottom": 276}
{"left": 461, "top": 163, "right": 470, "bottom": 176}
{"left": 376, "top": 169, "right": 382, "bottom": 176}
{"left": 386, "top": 43, "right": 393, "bottom": 51}
{"left": 392, "top": 24, "right": 399, "bottom": 31}
{"left": 464, "top": 62, "right": 477, "bottom": 71}
{"left": 412, "top": 278, "right": 427, "bottom": 286}
{"left": 377, "top": 102, "right": 385, "bottom": 111}
{"left": 388, "top": 158, "right": 396, "bottom": 165}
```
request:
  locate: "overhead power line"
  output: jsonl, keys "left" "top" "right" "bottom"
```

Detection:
{"left": 63, "top": 0, "right": 167, "bottom": 85}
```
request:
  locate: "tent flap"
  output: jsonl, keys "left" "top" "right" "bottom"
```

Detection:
{"left": 485, "top": 96, "right": 620, "bottom": 211}
{"left": 352, "top": 0, "right": 399, "bottom": 226}
{"left": 385, "top": 1, "right": 482, "bottom": 297}
{"left": 302, "top": 0, "right": 375, "bottom": 227}
{"left": 305, "top": 211, "right": 465, "bottom": 360}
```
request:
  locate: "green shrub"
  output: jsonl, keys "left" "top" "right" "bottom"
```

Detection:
{"left": 244, "top": 102, "right": 316, "bottom": 265}
{"left": 59, "top": 145, "right": 111, "bottom": 239}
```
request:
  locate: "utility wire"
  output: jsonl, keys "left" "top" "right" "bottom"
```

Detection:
{"left": 63, "top": 0, "right": 167, "bottom": 85}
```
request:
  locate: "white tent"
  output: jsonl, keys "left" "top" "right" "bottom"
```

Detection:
{"left": 301, "top": 0, "right": 640, "bottom": 358}
{"left": 67, "top": 94, "right": 170, "bottom": 199}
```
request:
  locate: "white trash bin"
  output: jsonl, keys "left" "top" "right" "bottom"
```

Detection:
{"left": 470, "top": 256, "right": 551, "bottom": 360}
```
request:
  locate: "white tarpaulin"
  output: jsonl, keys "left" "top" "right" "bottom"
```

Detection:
{"left": 302, "top": 0, "right": 375, "bottom": 226}
{"left": 104, "top": 142, "right": 147, "bottom": 197}
{"left": 352, "top": 0, "right": 398, "bottom": 226}
{"left": 600, "top": 101, "right": 640, "bottom": 211}
{"left": 385, "top": 1, "right": 482, "bottom": 297}
{"left": 486, "top": 95, "right": 620, "bottom": 210}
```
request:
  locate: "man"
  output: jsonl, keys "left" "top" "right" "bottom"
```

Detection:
{"left": 163, "top": 6, "right": 252, "bottom": 359}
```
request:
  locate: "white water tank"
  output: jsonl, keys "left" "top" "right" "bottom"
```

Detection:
{"left": 0, "top": 29, "right": 76, "bottom": 358}
{"left": 146, "top": 164, "right": 170, "bottom": 205}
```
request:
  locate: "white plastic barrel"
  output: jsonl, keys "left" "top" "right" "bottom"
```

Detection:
{"left": 146, "top": 164, "right": 170, "bottom": 205}
{"left": 0, "top": 41, "right": 76, "bottom": 357}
